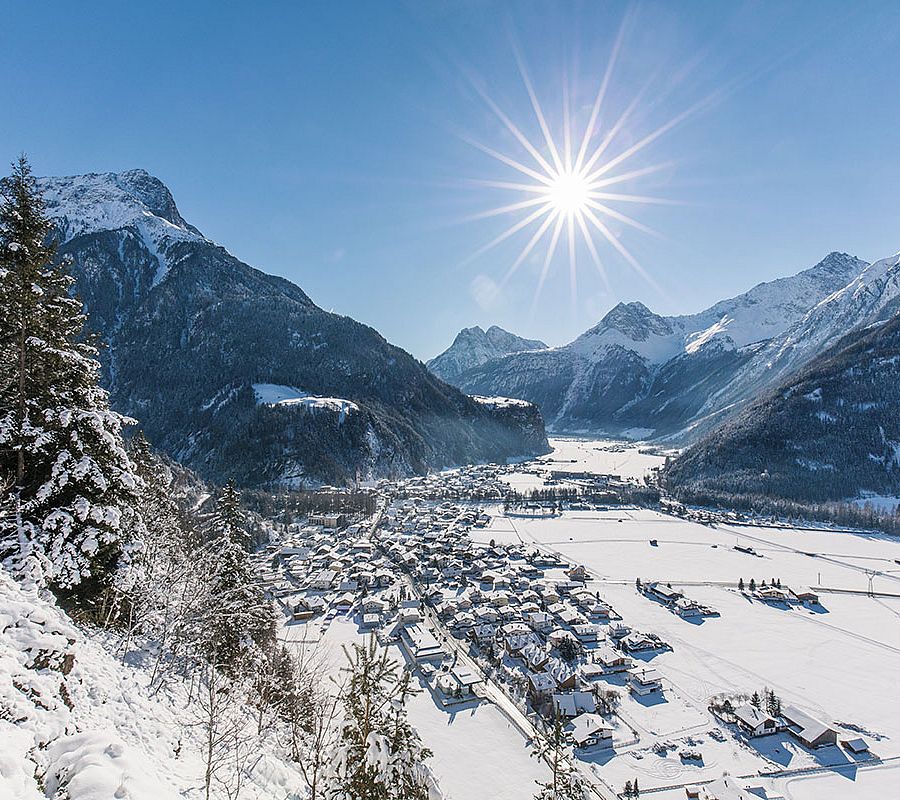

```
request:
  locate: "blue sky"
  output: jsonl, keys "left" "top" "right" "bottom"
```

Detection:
{"left": 2, "top": 2, "right": 899, "bottom": 359}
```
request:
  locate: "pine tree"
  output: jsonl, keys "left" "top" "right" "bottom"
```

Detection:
{"left": 0, "top": 155, "right": 143, "bottom": 611}
{"left": 738, "top": 577, "right": 744, "bottom": 591}
{"left": 326, "top": 636, "right": 433, "bottom": 800}
{"left": 202, "top": 482, "right": 273, "bottom": 672}
{"left": 531, "top": 713, "right": 584, "bottom": 800}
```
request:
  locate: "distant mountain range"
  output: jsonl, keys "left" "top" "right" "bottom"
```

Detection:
{"left": 431, "top": 251, "right": 877, "bottom": 441}
{"left": 428, "top": 326, "right": 547, "bottom": 384}
{"left": 41, "top": 169, "right": 549, "bottom": 487}
{"left": 664, "top": 289, "right": 900, "bottom": 506}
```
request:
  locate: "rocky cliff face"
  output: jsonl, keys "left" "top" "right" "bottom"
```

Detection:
{"left": 40, "top": 170, "right": 549, "bottom": 487}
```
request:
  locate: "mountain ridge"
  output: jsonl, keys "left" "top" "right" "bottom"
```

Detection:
{"left": 40, "top": 169, "right": 549, "bottom": 487}
{"left": 438, "top": 251, "right": 871, "bottom": 440}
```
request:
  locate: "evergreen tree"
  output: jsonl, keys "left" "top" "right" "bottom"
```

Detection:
{"left": 531, "top": 713, "right": 584, "bottom": 800}
{"left": 0, "top": 155, "right": 142, "bottom": 611}
{"left": 738, "top": 578, "right": 744, "bottom": 591}
{"left": 202, "top": 481, "right": 273, "bottom": 672}
{"left": 326, "top": 636, "right": 432, "bottom": 800}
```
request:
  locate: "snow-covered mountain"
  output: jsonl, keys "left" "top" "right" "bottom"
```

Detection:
{"left": 666, "top": 306, "right": 900, "bottom": 505}
{"left": 39, "top": 170, "right": 549, "bottom": 486}
{"left": 427, "top": 325, "right": 546, "bottom": 383}
{"left": 447, "top": 252, "right": 870, "bottom": 439}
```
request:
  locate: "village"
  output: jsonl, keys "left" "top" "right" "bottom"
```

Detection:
{"left": 255, "top": 439, "right": 900, "bottom": 800}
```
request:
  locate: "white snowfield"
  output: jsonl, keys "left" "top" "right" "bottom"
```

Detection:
{"left": 469, "top": 394, "right": 534, "bottom": 410}
{"left": 253, "top": 383, "right": 358, "bottom": 421}
{"left": 475, "top": 439, "right": 900, "bottom": 800}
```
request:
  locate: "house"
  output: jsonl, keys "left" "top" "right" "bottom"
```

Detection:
{"left": 645, "top": 582, "right": 683, "bottom": 604}
{"left": 526, "top": 611, "right": 554, "bottom": 633}
{"left": 791, "top": 588, "right": 819, "bottom": 607}
{"left": 573, "top": 623, "right": 601, "bottom": 642}
{"left": 689, "top": 777, "right": 781, "bottom": 800}
{"left": 291, "top": 596, "right": 325, "bottom": 620}
{"left": 781, "top": 705, "right": 838, "bottom": 748}
{"left": 674, "top": 598, "right": 704, "bottom": 618}
{"left": 552, "top": 690, "right": 596, "bottom": 718}
{"left": 842, "top": 737, "right": 869, "bottom": 755}
{"left": 521, "top": 642, "right": 552, "bottom": 672}
{"left": 333, "top": 593, "right": 355, "bottom": 612}
{"left": 360, "top": 613, "right": 381, "bottom": 628}
{"left": 593, "top": 645, "right": 631, "bottom": 673}
{"left": 628, "top": 667, "right": 663, "bottom": 696}
{"left": 472, "top": 623, "right": 496, "bottom": 643}
{"left": 308, "top": 568, "right": 338, "bottom": 590}
{"left": 438, "top": 666, "right": 483, "bottom": 698}
{"left": 527, "top": 671, "right": 557, "bottom": 701}
{"left": 566, "top": 712, "right": 613, "bottom": 749}
{"left": 621, "top": 632, "right": 663, "bottom": 652}
{"left": 733, "top": 704, "right": 783, "bottom": 737}
{"left": 399, "top": 623, "right": 445, "bottom": 664}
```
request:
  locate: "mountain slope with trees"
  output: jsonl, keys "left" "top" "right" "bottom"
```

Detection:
{"left": 37, "top": 169, "right": 548, "bottom": 487}
{"left": 664, "top": 310, "right": 900, "bottom": 507}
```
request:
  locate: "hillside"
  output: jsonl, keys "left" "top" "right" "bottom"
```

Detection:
{"left": 40, "top": 170, "right": 549, "bottom": 487}
{"left": 664, "top": 311, "right": 900, "bottom": 505}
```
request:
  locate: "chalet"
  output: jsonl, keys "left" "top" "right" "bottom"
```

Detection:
{"left": 628, "top": 667, "right": 663, "bottom": 696}
{"left": 607, "top": 622, "right": 630, "bottom": 640}
{"left": 451, "top": 612, "right": 475, "bottom": 631}
{"left": 474, "top": 606, "right": 499, "bottom": 624}
{"left": 645, "top": 582, "right": 683, "bottom": 604}
{"left": 673, "top": 598, "right": 704, "bottom": 618}
{"left": 526, "top": 611, "right": 554, "bottom": 633}
{"left": 472, "top": 623, "right": 496, "bottom": 644}
{"left": 733, "top": 704, "right": 783, "bottom": 738}
{"left": 791, "top": 588, "right": 819, "bottom": 607}
{"left": 688, "top": 778, "right": 781, "bottom": 800}
{"left": 521, "top": 642, "right": 552, "bottom": 672}
{"left": 333, "top": 593, "right": 355, "bottom": 612}
{"left": 361, "top": 598, "right": 387, "bottom": 615}
{"left": 291, "top": 596, "right": 325, "bottom": 620}
{"left": 360, "top": 613, "right": 381, "bottom": 629}
{"left": 527, "top": 671, "right": 557, "bottom": 701}
{"left": 593, "top": 645, "right": 631, "bottom": 673}
{"left": 566, "top": 713, "right": 613, "bottom": 749}
{"left": 308, "top": 568, "right": 338, "bottom": 590}
{"left": 621, "top": 631, "right": 663, "bottom": 652}
{"left": 553, "top": 690, "right": 596, "bottom": 718}
{"left": 548, "top": 629, "right": 578, "bottom": 649}
{"left": 781, "top": 705, "right": 838, "bottom": 748}
{"left": 573, "top": 623, "right": 601, "bottom": 642}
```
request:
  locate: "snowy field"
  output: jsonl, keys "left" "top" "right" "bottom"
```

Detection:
{"left": 475, "top": 506, "right": 900, "bottom": 797}
{"left": 500, "top": 436, "right": 667, "bottom": 491}
{"left": 484, "top": 438, "right": 900, "bottom": 798}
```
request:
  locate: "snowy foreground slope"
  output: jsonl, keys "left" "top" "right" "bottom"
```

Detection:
{"left": 0, "top": 570, "right": 301, "bottom": 800}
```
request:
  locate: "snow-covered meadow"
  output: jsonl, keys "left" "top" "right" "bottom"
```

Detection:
{"left": 477, "top": 439, "right": 900, "bottom": 799}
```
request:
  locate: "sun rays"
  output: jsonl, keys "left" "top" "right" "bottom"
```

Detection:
{"left": 459, "top": 34, "right": 693, "bottom": 309}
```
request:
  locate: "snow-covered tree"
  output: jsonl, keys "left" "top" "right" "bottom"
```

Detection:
{"left": 325, "top": 635, "right": 433, "bottom": 800}
{"left": 200, "top": 482, "right": 273, "bottom": 673}
{"left": 0, "top": 155, "right": 143, "bottom": 611}
{"left": 530, "top": 713, "right": 584, "bottom": 800}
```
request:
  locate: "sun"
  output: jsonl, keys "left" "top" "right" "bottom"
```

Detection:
{"left": 458, "top": 32, "right": 700, "bottom": 305}
{"left": 545, "top": 169, "right": 592, "bottom": 217}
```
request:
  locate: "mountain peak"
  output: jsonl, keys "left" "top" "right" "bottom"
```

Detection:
{"left": 590, "top": 301, "right": 672, "bottom": 341}
{"left": 428, "top": 325, "right": 547, "bottom": 383}
{"left": 38, "top": 169, "right": 203, "bottom": 244}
